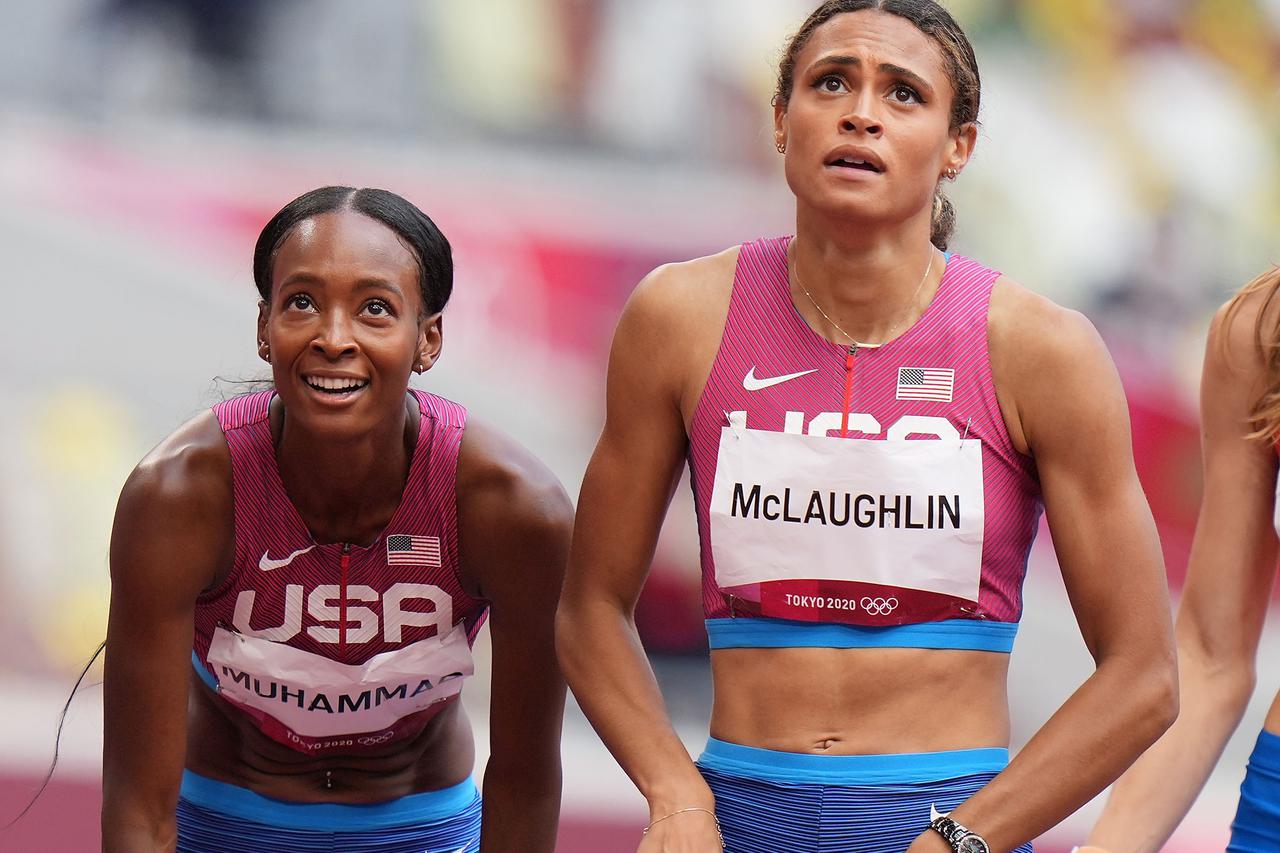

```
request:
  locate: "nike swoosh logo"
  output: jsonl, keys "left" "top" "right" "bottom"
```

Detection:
{"left": 742, "top": 367, "right": 818, "bottom": 391}
{"left": 258, "top": 545, "right": 316, "bottom": 572}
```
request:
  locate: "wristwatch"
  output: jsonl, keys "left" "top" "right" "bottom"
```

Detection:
{"left": 929, "top": 805, "right": 991, "bottom": 853}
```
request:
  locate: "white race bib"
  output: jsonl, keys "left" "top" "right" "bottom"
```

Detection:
{"left": 206, "top": 622, "right": 474, "bottom": 738}
{"left": 709, "top": 426, "right": 985, "bottom": 606}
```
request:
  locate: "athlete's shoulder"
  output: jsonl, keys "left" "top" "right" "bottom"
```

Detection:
{"left": 988, "top": 275, "right": 1122, "bottom": 453}
{"left": 608, "top": 244, "right": 749, "bottom": 416}
{"left": 611, "top": 244, "right": 742, "bottom": 382}
{"left": 625, "top": 244, "right": 741, "bottom": 324}
{"left": 645, "top": 244, "right": 742, "bottom": 286}
{"left": 112, "top": 409, "right": 233, "bottom": 592}
{"left": 456, "top": 417, "right": 572, "bottom": 596}
{"left": 989, "top": 274, "right": 1104, "bottom": 364}
{"left": 457, "top": 418, "right": 571, "bottom": 532}
{"left": 119, "top": 409, "right": 232, "bottom": 525}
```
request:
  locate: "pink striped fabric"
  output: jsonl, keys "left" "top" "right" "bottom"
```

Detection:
{"left": 687, "top": 236, "right": 1042, "bottom": 625}
{"left": 193, "top": 389, "right": 488, "bottom": 751}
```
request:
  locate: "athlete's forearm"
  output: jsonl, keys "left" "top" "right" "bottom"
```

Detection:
{"left": 100, "top": 802, "right": 177, "bottom": 853}
{"left": 556, "top": 598, "right": 715, "bottom": 817}
{"left": 101, "top": 831, "right": 175, "bottom": 853}
{"left": 1086, "top": 649, "right": 1253, "bottom": 853}
{"left": 479, "top": 760, "right": 562, "bottom": 853}
{"left": 101, "top": 721, "right": 184, "bottom": 853}
{"left": 938, "top": 652, "right": 1177, "bottom": 852}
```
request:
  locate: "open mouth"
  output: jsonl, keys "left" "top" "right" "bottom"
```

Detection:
{"left": 303, "top": 375, "right": 370, "bottom": 396}
{"left": 827, "top": 157, "right": 882, "bottom": 173}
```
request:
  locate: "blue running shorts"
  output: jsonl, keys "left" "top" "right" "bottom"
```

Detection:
{"left": 176, "top": 771, "right": 481, "bottom": 853}
{"left": 697, "top": 738, "right": 1033, "bottom": 853}
{"left": 1229, "top": 729, "right": 1280, "bottom": 852}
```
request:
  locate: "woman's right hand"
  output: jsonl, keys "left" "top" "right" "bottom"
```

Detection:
{"left": 636, "top": 809, "right": 725, "bottom": 853}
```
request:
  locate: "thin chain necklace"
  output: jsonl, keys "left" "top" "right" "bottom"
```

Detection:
{"left": 791, "top": 246, "right": 935, "bottom": 351}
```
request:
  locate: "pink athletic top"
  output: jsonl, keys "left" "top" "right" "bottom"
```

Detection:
{"left": 687, "top": 236, "right": 1042, "bottom": 652}
{"left": 192, "top": 390, "right": 488, "bottom": 754}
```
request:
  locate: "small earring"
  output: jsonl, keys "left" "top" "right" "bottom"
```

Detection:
{"left": 776, "top": 140, "right": 787, "bottom": 154}
{"left": 945, "top": 167, "right": 958, "bottom": 180}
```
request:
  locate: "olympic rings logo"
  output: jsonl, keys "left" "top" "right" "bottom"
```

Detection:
{"left": 357, "top": 731, "right": 395, "bottom": 746}
{"left": 860, "top": 596, "right": 899, "bottom": 616}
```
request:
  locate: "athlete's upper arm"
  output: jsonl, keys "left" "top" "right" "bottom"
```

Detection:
{"left": 457, "top": 419, "right": 571, "bottom": 770}
{"left": 564, "top": 257, "right": 726, "bottom": 610}
{"left": 456, "top": 421, "right": 570, "bottom": 851}
{"left": 1179, "top": 295, "right": 1279, "bottom": 663}
{"left": 102, "top": 412, "right": 232, "bottom": 848}
{"left": 603, "top": 262, "right": 702, "bottom": 448}
{"left": 991, "top": 281, "right": 1171, "bottom": 662}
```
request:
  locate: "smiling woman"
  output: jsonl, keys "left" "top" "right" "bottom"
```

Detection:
{"left": 250, "top": 189, "right": 453, "bottom": 445}
{"left": 101, "top": 187, "right": 572, "bottom": 853}
{"left": 557, "top": 2, "right": 1178, "bottom": 852}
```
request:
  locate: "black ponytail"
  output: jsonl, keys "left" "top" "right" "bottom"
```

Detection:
{"left": 3, "top": 641, "right": 105, "bottom": 829}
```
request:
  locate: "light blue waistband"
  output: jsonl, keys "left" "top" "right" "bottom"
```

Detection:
{"left": 698, "top": 738, "right": 1009, "bottom": 785}
{"left": 179, "top": 771, "right": 479, "bottom": 831}
{"left": 705, "top": 617, "right": 1017, "bottom": 653}
{"left": 192, "top": 651, "right": 218, "bottom": 690}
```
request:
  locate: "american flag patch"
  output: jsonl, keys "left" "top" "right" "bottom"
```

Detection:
{"left": 386, "top": 534, "right": 441, "bottom": 566}
{"left": 896, "top": 367, "right": 955, "bottom": 402}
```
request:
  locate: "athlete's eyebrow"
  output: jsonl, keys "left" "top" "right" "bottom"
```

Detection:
{"left": 810, "top": 53, "right": 861, "bottom": 71}
{"left": 353, "top": 277, "right": 405, "bottom": 296}
{"left": 276, "top": 271, "right": 324, "bottom": 289}
{"left": 879, "top": 62, "right": 933, "bottom": 96}
{"left": 275, "top": 272, "right": 405, "bottom": 296}
{"left": 808, "top": 54, "right": 935, "bottom": 97}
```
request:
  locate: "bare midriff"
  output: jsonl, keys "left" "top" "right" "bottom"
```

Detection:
{"left": 185, "top": 670, "right": 475, "bottom": 803}
{"left": 710, "top": 646, "right": 1011, "bottom": 754}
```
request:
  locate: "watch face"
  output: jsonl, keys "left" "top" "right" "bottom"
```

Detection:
{"left": 957, "top": 837, "right": 990, "bottom": 853}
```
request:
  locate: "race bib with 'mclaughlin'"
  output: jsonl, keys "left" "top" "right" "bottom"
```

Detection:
{"left": 708, "top": 424, "right": 985, "bottom": 624}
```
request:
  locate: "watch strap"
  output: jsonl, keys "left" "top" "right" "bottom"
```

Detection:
{"left": 928, "top": 806, "right": 990, "bottom": 853}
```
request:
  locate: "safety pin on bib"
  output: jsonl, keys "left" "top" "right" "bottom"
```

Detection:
{"left": 725, "top": 410, "right": 747, "bottom": 439}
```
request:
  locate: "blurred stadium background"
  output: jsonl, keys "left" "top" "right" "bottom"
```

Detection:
{"left": 1, "top": 0, "right": 1278, "bottom": 850}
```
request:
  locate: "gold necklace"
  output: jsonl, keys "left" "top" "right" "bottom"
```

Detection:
{"left": 791, "top": 247, "right": 935, "bottom": 350}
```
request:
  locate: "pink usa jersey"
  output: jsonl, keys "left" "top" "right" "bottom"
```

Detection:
{"left": 192, "top": 390, "right": 488, "bottom": 755}
{"left": 687, "top": 236, "right": 1042, "bottom": 636}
